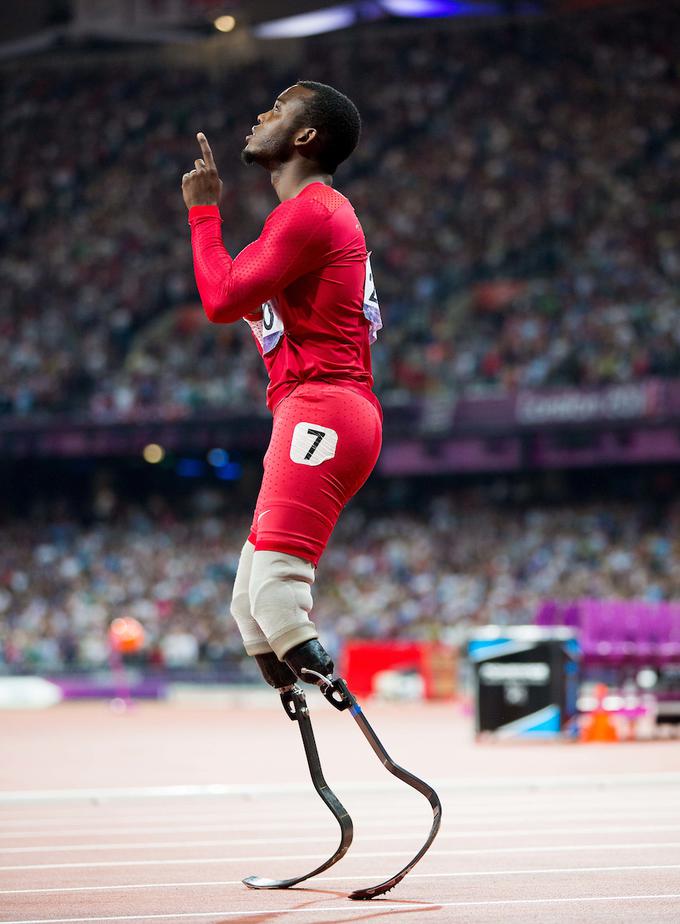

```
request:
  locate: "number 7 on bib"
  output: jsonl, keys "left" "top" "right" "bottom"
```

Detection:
{"left": 290, "top": 423, "right": 338, "bottom": 466}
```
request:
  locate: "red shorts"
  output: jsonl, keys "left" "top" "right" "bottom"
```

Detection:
{"left": 248, "top": 382, "right": 383, "bottom": 566}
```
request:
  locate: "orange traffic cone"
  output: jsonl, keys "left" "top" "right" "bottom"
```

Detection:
{"left": 580, "top": 683, "right": 619, "bottom": 743}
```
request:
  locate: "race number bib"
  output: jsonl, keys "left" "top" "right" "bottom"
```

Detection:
{"left": 363, "top": 254, "right": 383, "bottom": 344}
{"left": 290, "top": 422, "right": 338, "bottom": 467}
{"left": 245, "top": 299, "right": 284, "bottom": 354}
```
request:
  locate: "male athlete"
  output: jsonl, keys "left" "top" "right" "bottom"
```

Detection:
{"left": 182, "top": 81, "right": 383, "bottom": 691}
{"left": 181, "top": 82, "right": 441, "bottom": 900}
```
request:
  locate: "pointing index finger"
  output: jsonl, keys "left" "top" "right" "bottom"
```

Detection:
{"left": 197, "top": 132, "right": 216, "bottom": 170}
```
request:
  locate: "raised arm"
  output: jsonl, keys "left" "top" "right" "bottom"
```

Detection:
{"left": 183, "top": 133, "right": 326, "bottom": 324}
{"left": 189, "top": 198, "right": 325, "bottom": 324}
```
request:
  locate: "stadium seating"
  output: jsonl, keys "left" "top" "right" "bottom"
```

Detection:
{"left": 3, "top": 492, "right": 680, "bottom": 673}
{"left": 2, "top": 8, "right": 680, "bottom": 420}
{"left": 535, "top": 598, "right": 680, "bottom": 668}
{"left": 3, "top": 8, "right": 680, "bottom": 675}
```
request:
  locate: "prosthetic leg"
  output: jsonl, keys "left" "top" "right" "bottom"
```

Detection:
{"left": 243, "top": 651, "right": 353, "bottom": 891}
{"left": 247, "top": 641, "right": 443, "bottom": 900}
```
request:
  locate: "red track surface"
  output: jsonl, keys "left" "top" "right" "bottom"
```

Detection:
{"left": 2, "top": 697, "right": 680, "bottom": 923}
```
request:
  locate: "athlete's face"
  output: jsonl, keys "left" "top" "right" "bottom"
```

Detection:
{"left": 241, "top": 85, "right": 315, "bottom": 167}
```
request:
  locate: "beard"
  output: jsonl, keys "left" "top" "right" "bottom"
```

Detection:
{"left": 240, "top": 131, "right": 294, "bottom": 169}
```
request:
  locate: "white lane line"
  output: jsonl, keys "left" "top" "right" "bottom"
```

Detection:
{"left": 4, "top": 822, "right": 680, "bottom": 855}
{"left": 3, "top": 804, "right": 679, "bottom": 839}
{"left": 2, "top": 840, "right": 680, "bottom": 872}
{"left": 3, "top": 893, "right": 680, "bottom": 922}
{"left": 1, "top": 789, "right": 677, "bottom": 812}
{"left": 1, "top": 804, "right": 673, "bottom": 832}
{"left": 0, "top": 817, "right": 425, "bottom": 841}
{"left": 1, "top": 792, "right": 677, "bottom": 825}
{"left": 2, "top": 771, "right": 680, "bottom": 803}
{"left": 2, "top": 863, "right": 680, "bottom": 895}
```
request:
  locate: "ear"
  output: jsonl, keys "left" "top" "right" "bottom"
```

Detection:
{"left": 294, "top": 126, "right": 317, "bottom": 150}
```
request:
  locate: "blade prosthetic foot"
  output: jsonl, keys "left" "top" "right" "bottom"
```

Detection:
{"left": 302, "top": 672, "right": 443, "bottom": 899}
{"left": 242, "top": 678, "right": 353, "bottom": 891}
{"left": 248, "top": 644, "right": 441, "bottom": 900}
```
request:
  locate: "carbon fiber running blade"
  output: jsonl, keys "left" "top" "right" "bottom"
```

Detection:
{"left": 348, "top": 777, "right": 441, "bottom": 899}
{"left": 243, "top": 796, "right": 352, "bottom": 890}
{"left": 243, "top": 687, "right": 353, "bottom": 890}
{"left": 328, "top": 679, "right": 442, "bottom": 900}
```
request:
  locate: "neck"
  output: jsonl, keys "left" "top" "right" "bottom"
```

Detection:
{"left": 270, "top": 160, "right": 332, "bottom": 202}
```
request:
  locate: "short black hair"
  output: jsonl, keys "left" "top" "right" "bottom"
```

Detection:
{"left": 295, "top": 80, "right": 361, "bottom": 174}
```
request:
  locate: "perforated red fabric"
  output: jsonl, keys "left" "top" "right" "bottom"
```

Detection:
{"left": 189, "top": 182, "right": 379, "bottom": 411}
{"left": 248, "top": 382, "right": 383, "bottom": 565}
{"left": 305, "top": 183, "right": 347, "bottom": 212}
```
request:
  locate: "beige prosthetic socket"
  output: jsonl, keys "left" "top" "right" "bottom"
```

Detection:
{"left": 230, "top": 540, "right": 272, "bottom": 656}
{"left": 249, "top": 550, "right": 318, "bottom": 660}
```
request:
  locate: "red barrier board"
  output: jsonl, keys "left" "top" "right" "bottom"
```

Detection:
{"left": 340, "top": 640, "right": 457, "bottom": 700}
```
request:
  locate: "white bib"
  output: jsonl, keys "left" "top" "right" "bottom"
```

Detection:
{"left": 244, "top": 255, "right": 382, "bottom": 354}
{"left": 363, "top": 254, "right": 382, "bottom": 344}
{"left": 245, "top": 299, "right": 284, "bottom": 355}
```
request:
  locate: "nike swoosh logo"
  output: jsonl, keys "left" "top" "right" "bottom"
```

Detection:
{"left": 257, "top": 510, "right": 271, "bottom": 523}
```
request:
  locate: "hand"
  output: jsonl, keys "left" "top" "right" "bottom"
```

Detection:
{"left": 182, "top": 133, "right": 224, "bottom": 209}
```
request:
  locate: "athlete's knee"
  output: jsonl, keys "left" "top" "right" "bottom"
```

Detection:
{"left": 249, "top": 550, "right": 318, "bottom": 660}
{"left": 230, "top": 540, "right": 271, "bottom": 656}
{"left": 231, "top": 540, "right": 255, "bottom": 625}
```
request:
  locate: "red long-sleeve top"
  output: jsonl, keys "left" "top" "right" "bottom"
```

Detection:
{"left": 188, "top": 181, "right": 382, "bottom": 413}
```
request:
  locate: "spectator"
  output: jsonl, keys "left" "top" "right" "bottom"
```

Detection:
{"left": 2, "top": 488, "right": 680, "bottom": 672}
{"left": 1, "top": 8, "right": 679, "bottom": 418}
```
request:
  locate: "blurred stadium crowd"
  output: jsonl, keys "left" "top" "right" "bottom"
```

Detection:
{"left": 2, "top": 8, "right": 679, "bottom": 420}
{"left": 3, "top": 6, "right": 680, "bottom": 673}
{"left": 2, "top": 490, "right": 680, "bottom": 672}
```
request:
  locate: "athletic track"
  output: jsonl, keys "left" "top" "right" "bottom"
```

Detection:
{"left": 2, "top": 695, "right": 680, "bottom": 923}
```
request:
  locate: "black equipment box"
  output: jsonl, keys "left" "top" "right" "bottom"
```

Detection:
{"left": 468, "top": 626, "right": 580, "bottom": 737}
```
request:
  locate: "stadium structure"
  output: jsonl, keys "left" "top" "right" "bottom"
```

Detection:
{"left": 1, "top": 0, "right": 678, "bottom": 715}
